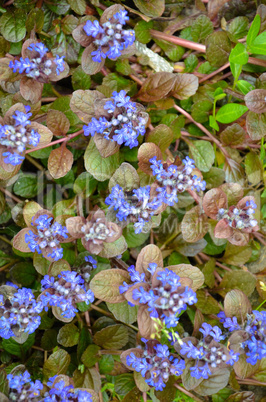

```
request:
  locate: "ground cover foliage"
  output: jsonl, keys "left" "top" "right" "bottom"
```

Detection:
{"left": 0, "top": 0, "right": 265, "bottom": 400}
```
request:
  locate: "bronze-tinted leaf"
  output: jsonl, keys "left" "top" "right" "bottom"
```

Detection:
{"left": 214, "top": 219, "right": 233, "bottom": 239}
{"left": 100, "top": 4, "right": 124, "bottom": 24}
{"left": 194, "top": 369, "right": 230, "bottom": 396}
{"left": 48, "top": 144, "right": 73, "bottom": 179}
{"left": 137, "top": 305, "right": 155, "bottom": 338}
{"left": 244, "top": 89, "right": 266, "bottom": 114}
{"left": 228, "top": 230, "right": 249, "bottom": 246}
{"left": 223, "top": 158, "right": 245, "bottom": 186}
{"left": 93, "top": 324, "right": 128, "bottom": 349}
{"left": 70, "top": 89, "right": 104, "bottom": 123}
{"left": 23, "top": 201, "right": 42, "bottom": 227}
{"left": 46, "top": 110, "right": 70, "bottom": 136}
{"left": 20, "top": 77, "right": 43, "bottom": 104}
{"left": 146, "top": 124, "right": 173, "bottom": 153}
{"left": 138, "top": 143, "right": 163, "bottom": 175}
{"left": 181, "top": 360, "right": 204, "bottom": 390}
{"left": 99, "top": 236, "right": 127, "bottom": 259}
{"left": 12, "top": 228, "right": 32, "bottom": 253}
{"left": 137, "top": 72, "right": 176, "bottom": 102}
{"left": 224, "top": 289, "right": 252, "bottom": 321}
{"left": 90, "top": 269, "right": 130, "bottom": 303}
{"left": 94, "top": 132, "right": 120, "bottom": 158}
{"left": 171, "top": 73, "right": 199, "bottom": 100}
{"left": 109, "top": 163, "right": 139, "bottom": 192}
{"left": 246, "top": 111, "right": 266, "bottom": 140}
{"left": 133, "top": 0, "right": 164, "bottom": 18}
{"left": 73, "top": 367, "right": 101, "bottom": 394}
{"left": 220, "top": 123, "right": 246, "bottom": 146}
{"left": 72, "top": 22, "right": 93, "bottom": 47}
{"left": 81, "top": 44, "right": 105, "bottom": 75}
{"left": 135, "top": 245, "right": 163, "bottom": 278}
{"left": 227, "top": 391, "right": 255, "bottom": 402}
{"left": 168, "top": 264, "right": 204, "bottom": 291}
{"left": 220, "top": 183, "right": 243, "bottom": 206}
{"left": 233, "top": 354, "right": 260, "bottom": 379}
{"left": 30, "top": 122, "right": 53, "bottom": 147}
{"left": 203, "top": 188, "right": 228, "bottom": 219}
{"left": 206, "top": 31, "right": 231, "bottom": 67}
{"left": 181, "top": 205, "right": 209, "bottom": 243}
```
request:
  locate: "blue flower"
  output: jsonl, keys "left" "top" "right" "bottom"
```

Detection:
{"left": 83, "top": 10, "right": 135, "bottom": 63}
{"left": 105, "top": 184, "right": 162, "bottom": 234}
{"left": 0, "top": 288, "right": 43, "bottom": 339}
{"left": 126, "top": 340, "right": 185, "bottom": 391}
{"left": 7, "top": 371, "right": 43, "bottom": 400}
{"left": 44, "top": 375, "right": 92, "bottom": 401}
{"left": 9, "top": 41, "right": 66, "bottom": 81}
{"left": 0, "top": 108, "right": 41, "bottom": 166}
{"left": 25, "top": 213, "right": 68, "bottom": 261}
{"left": 83, "top": 90, "right": 146, "bottom": 149}
{"left": 40, "top": 271, "right": 94, "bottom": 319}
{"left": 123, "top": 265, "right": 197, "bottom": 328}
{"left": 149, "top": 156, "right": 206, "bottom": 206}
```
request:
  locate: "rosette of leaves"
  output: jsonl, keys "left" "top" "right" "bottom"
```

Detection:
{"left": 0, "top": 103, "right": 52, "bottom": 178}
{"left": 107, "top": 162, "right": 164, "bottom": 233}
{"left": 3, "top": 39, "right": 69, "bottom": 104}
{"left": 72, "top": 5, "right": 135, "bottom": 75}
{"left": 90, "top": 245, "right": 204, "bottom": 338}
{"left": 13, "top": 206, "right": 72, "bottom": 262}
{"left": 203, "top": 188, "right": 259, "bottom": 246}
{"left": 65, "top": 207, "right": 124, "bottom": 257}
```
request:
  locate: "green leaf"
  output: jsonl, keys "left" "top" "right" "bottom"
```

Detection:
{"left": 99, "top": 236, "right": 128, "bottom": 259}
{"left": 81, "top": 344, "right": 101, "bottom": 368}
{"left": 43, "top": 349, "right": 71, "bottom": 380}
{"left": 67, "top": 0, "right": 86, "bottom": 15}
{"left": 134, "top": 20, "right": 153, "bottom": 44}
{"left": 84, "top": 138, "right": 120, "bottom": 182}
{"left": 10, "top": 262, "right": 37, "bottom": 286}
{"left": 196, "top": 290, "right": 220, "bottom": 314}
{"left": 71, "top": 66, "right": 91, "bottom": 90}
{"left": 93, "top": 324, "right": 128, "bottom": 349}
{"left": 106, "top": 301, "right": 138, "bottom": 325}
{"left": 109, "top": 162, "right": 139, "bottom": 192}
{"left": 46, "top": 0, "right": 70, "bottom": 15}
{"left": 229, "top": 43, "right": 249, "bottom": 65}
{"left": 114, "top": 373, "right": 135, "bottom": 395}
{"left": 245, "top": 151, "right": 262, "bottom": 185}
{"left": 132, "top": 0, "right": 164, "bottom": 17}
{"left": 216, "top": 104, "right": 248, "bottom": 123}
{"left": 236, "top": 80, "right": 255, "bottom": 95}
{"left": 247, "top": 14, "right": 261, "bottom": 47}
{"left": 188, "top": 140, "right": 215, "bottom": 172}
{"left": 0, "top": 9, "right": 26, "bottom": 42}
{"left": 41, "top": 329, "right": 58, "bottom": 351}
{"left": 99, "top": 355, "right": 114, "bottom": 374}
{"left": 73, "top": 367, "right": 101, "bottom": 393}
{"left": 73, "top": 172, "right": 97, "bottom": 198}
{"left": 146, "top": 124, "right": 173, "bottom": 153}
{"left": 2, "top": 334, "right": 35, "bottom": 357}
{"left": 209, "top": 115, "right": 219, "bottom": 131}
{"left": 26, "top": 8, "right": 44, "bottom": 33}
{"left": 218, "top": 271, "right": 256, "bottom": 297}
{"left": 184, "top": 54, "right": 198, "bottom": 73}
{"left": 191, "top": 15, "right": 213, "bottom": 43}
{"left": 13, "top": 173, "right": 41, "bottom": 198}
{"left": 230, "top": 62, "right": 242, "bottom": 81}
{"left": 123, "top": 224, "right": 149, "bottom": 248}
{"left": 57, "top": 323, "right": 80, "bottom": 347}
{"left": 228, "top": 17, "right": 249, "bottom": 42}
{"left": 222, "top": 243, "right": 252, "bottom": 266}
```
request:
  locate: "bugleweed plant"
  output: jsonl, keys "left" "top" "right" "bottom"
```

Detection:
{"left": 0, "top": 0, "right": 266, "bottom": 401}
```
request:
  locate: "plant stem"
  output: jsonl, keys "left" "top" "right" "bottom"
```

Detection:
{"left": 0, "top": 187, "right": 22, "bottom": 204}
{"left": 26, "top": 129, "right": 84, "bottom": 154}
{"left": 150, "top": 30, "right": 206, "bottom": 52}
{"left": 0, "top": 235, "right": 12, "bottom": 246}
{"left": 173, "top": 104, "right": 230, "bottom": 158}
{"left": 174, "top": 384, "right": 202, "bottom": 402}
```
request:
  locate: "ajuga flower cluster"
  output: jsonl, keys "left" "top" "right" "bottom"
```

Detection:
{"left": 0, "top": 2, "right": 265, "bottom": 401}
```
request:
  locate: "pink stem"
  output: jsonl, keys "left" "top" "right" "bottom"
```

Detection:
{"left": 173, "top": 104, "right": 230, "bottom": 158}
{"left": 26, "top": 129, "right": 84, "bottom": 154}
{"left": 150, "top": 30, "right": 206, "bottom": 52}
